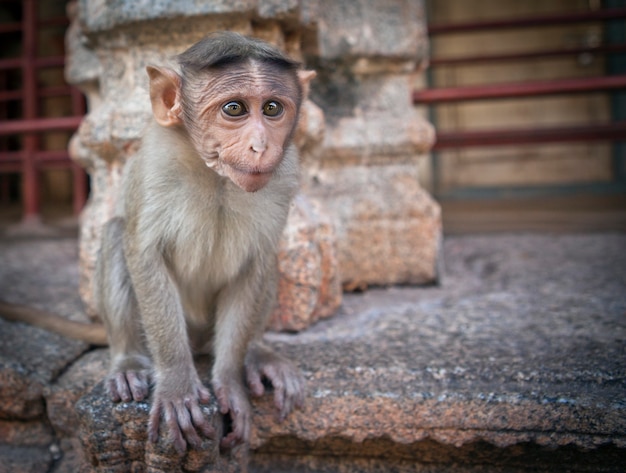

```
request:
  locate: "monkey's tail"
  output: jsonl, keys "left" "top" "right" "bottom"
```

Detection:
{"left": 0, "top": 300, "right": 108, "bottom": 346}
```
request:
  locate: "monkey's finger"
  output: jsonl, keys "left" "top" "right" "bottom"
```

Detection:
{"left": 111, "top": 372, "right": 133, "bottom": 402}
{"left": 106, "top": 377, "right": 122, "bottom": 402}
{"left": 148, "top": 400, "right": 163, "bottom": 444}
{"left": 279, "top": 381, "right": 298, "bottom": 419}
{"left": 220, "top": 429, "right": 240, "bottom": 450}
{"left": 126, "top": 371, "right": 149, "bottom": 401}
{"left": 185, "top": 398, "right": 215, "bottom": 439}
{"left": 214, "top": 386, "right": 231, "bottom": 415}
{"left": 245, "top": 365, "right": 265, "bottom": 397}
{"left": 173, "top": 401, "right": 203, "bottom": 450}
{"left": 163, "top": 403, "right": 188, "bottom": 454}
{"left": 220, "top": 409, "right": 249, "bottom": 450}
{"left": 196, "top": 384, "right": 211, "bottom": 404}
{"left": 256, "top": 364, "right": 288, "bottom": 418}
{"left": 286, "top": 373, "right": 306, "bottom": 411}
{"left": 232, "top": 406, "right": 250, "bottom": 444}
{"left": 263, "top": 367, "right": 287, "bottom": 415}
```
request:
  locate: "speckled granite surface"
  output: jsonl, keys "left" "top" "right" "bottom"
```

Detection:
{"left": 1, "top": 233, "right": 624, "bottom": 472}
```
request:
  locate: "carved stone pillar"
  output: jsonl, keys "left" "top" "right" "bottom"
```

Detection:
{"left": 303, "top": 0, "right": 440, "bottom": 290}
{"left": 66, "top": 1, "right": 341, "bottom": 331}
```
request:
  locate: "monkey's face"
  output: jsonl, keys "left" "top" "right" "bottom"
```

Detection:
{"left": 184, "top": 63, "right": 301, "bottom": 193}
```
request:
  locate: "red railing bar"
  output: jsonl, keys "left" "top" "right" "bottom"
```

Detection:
{"left": 430, "top": 43, "right": 626, "bottom": 67}
{"left": 0, "top": 150, "right": 72, "bottom": 163}
{"left": 0, "top": 55, "right": 65, "bottom": 70}
{"left": 0, "top": 90, "right": 22, "bottom": 101}
{"left": 22, "top": 0, "right": 39, "bottom": 218}
{"left": 39, "top": 85, "right": 76, "bottom": 97}
{"left": 0, "top": 22, "right": 21, "bottom": 34}
{"left": 0, "top": 116, "right": 83, "bottom": 135}
{"left": 0, "top": 163, "right": 20, "bottom": 172}
{"left": 428, "top": 7, "right": 626, "bottom": 35}
{"left": 38, "top": 17, "right": 70, "bottom": 28}
{"left": 0, "top": 85, "right": 78, "bottom": 102}
{"left": 0, "top": 58, "right": 22, "bottom": 69}
{"left": 433, "top": 122, "right": 626, "bottom": 149}
{"left": 413, "top": 74, "right": 626, "bottom": 104}
{"left": 33, "top": 56, "right": 66, "bottom": 68}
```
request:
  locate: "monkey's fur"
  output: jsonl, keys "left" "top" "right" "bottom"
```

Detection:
{"left": 0, "top": 32, "right": 315, "bottom": 452}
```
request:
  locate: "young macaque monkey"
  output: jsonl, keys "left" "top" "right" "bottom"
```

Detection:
{"left": 0, "top": 32, "right": 315, "bottom": 452}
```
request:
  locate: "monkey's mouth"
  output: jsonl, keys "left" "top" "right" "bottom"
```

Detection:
{"left": 230, "top": 165, "right": 274, "bottom": 177}
{"left": 227, "top": 165, "right": 274, "bottom": 192}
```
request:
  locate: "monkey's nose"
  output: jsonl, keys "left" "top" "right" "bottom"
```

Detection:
{"left": 251, "top": 138, "right": 266, "bottom": 153}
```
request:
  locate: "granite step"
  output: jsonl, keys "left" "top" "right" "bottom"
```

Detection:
{"left": 1, "top": 233, "right": 624, "bottom": 472}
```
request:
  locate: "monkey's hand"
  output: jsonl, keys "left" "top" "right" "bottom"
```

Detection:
{"left": 148, "top": 377, "right": 215, "bottom": 454}
{"left": 212, "top": 375, "right": 252, "bottom": 450}
{"left": 245, "top": 343, "right": 306, "bottom": 421}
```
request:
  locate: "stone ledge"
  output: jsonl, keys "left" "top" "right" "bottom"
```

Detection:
{"left": 1, "top": 234, "right": 624, "bottom": 472}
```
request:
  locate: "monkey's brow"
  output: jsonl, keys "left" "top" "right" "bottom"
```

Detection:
{"left": 197, "top": 78, "right": 296, "bottom": 104}
{"left": 198, "top": 64, "right": 297, "bottom": 91}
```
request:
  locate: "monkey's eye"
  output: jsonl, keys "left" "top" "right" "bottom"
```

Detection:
{"left": 263, "top": 100, "right": 283, "bottom": 117}
{"left": 222, "top": 101, "right": 247, "bottom": 117}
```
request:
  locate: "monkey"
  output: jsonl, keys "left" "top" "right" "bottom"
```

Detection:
{"left": 0, "top": 32, "right": 316, "bottom": 453}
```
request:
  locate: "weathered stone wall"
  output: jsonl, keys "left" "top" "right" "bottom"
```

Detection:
{"left": 66, "top": 0, "right": 438, "bottom": 330}
{"left": 303, "top": 0, "right": 439, "bottom": 289}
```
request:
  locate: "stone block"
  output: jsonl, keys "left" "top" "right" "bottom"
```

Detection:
{"left": 51, "top": 438, "right": 90, "bottom": 473}
{"left": 270, "top": 194, "right": 341, "bottom": 332}
{"left": 0, "top": 420, "right": 54, "bottom": 447}
{"left": 303, "top": 69, "right": 439, "bottom": 291}
{"left": 78, "top": 0, "right": 257, "bottom": 33}
{"left": 311, "top": 72, "right": 435, "bottom": 160}
{"left": 257, "top": 0, "right": 300, "bottom": 20}
{"left": 315, "top": 0, "right": 428, "bottom": 63}
{"left": 0, "top": 445, "right": 53, "bottom": 473}
{"left": 76, "top": 364, "right": 246, "bottom": 472}
{"left": 0, "top": 239, "right": 89, "bottom": 419}
{"left": 307, "top": 164, "right": 441, "bottom": 288}
{"left": 45, "top": 349, "right": 109, "bottom": 438}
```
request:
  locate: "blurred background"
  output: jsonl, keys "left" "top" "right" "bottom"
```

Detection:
{"left": 0, "top": 0, "right": 625, "bottom": 234}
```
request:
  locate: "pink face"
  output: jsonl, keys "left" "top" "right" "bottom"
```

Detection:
{"left": 184, "top": 61, "right": 301, "bottom": 192}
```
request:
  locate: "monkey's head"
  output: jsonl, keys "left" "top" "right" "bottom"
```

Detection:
{"left": 146, "top": 32, "right": 316, "bottom": 193}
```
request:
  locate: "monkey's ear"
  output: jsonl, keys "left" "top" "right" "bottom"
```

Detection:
{"left": 298, "top": 70, "right": 317, "bottom": 100}
{"left": 146, "top": 65, "right": 183, "bottom": 128}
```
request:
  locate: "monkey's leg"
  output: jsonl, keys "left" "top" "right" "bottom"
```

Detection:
{"left": 211, "top": 262, "right": 270, "bottom": 449}
{"left": 97, "top": 218, "right": 152, "bottom": 402}
{"left": 243, "top": 264, "right": 305, "bottom": 420}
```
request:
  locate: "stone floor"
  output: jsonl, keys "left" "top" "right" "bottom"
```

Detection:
{"left": 0, "top": 232, "right": 624, "bottom": 472}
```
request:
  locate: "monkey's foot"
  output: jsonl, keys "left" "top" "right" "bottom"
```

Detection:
{"left": 148, "top": 380, "right": 214, "bottom": 454}
{"left": 107, "top": 354, "right": 152, "bottom": 403}
{"left": 107, "top": 369, "right": 151, "bottom": 403}
{"left": 245, "top": 343, "right": 306, "bottom": 421}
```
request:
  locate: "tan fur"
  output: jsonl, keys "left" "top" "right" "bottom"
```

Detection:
{"left": 1, "top": 33, "right": 315, "bottom": 453}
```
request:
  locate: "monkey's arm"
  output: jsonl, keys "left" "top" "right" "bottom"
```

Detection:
{"left": 123, "top": 241, "right": 213, "bottom": 452}
{"left": 0, "top": 299, "right": 108, "bottom": 346}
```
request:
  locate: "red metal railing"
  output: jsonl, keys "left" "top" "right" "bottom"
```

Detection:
{"left": 427, "top": 7, "right": 626, "bottom": 35}
{"left": 420, "top": 7, "right": 626, "bottom": 152}
{"left": 434, "top": 122, "right": 626, "bottom": 149}
{"left": 0, "top": 0, "right": 86, "bottom": 221}
{"left": 414, "top": 75, "right": 626, "bottom": 104}
{"left": 430, "top": 43, "right": 626, "bottom": 67}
